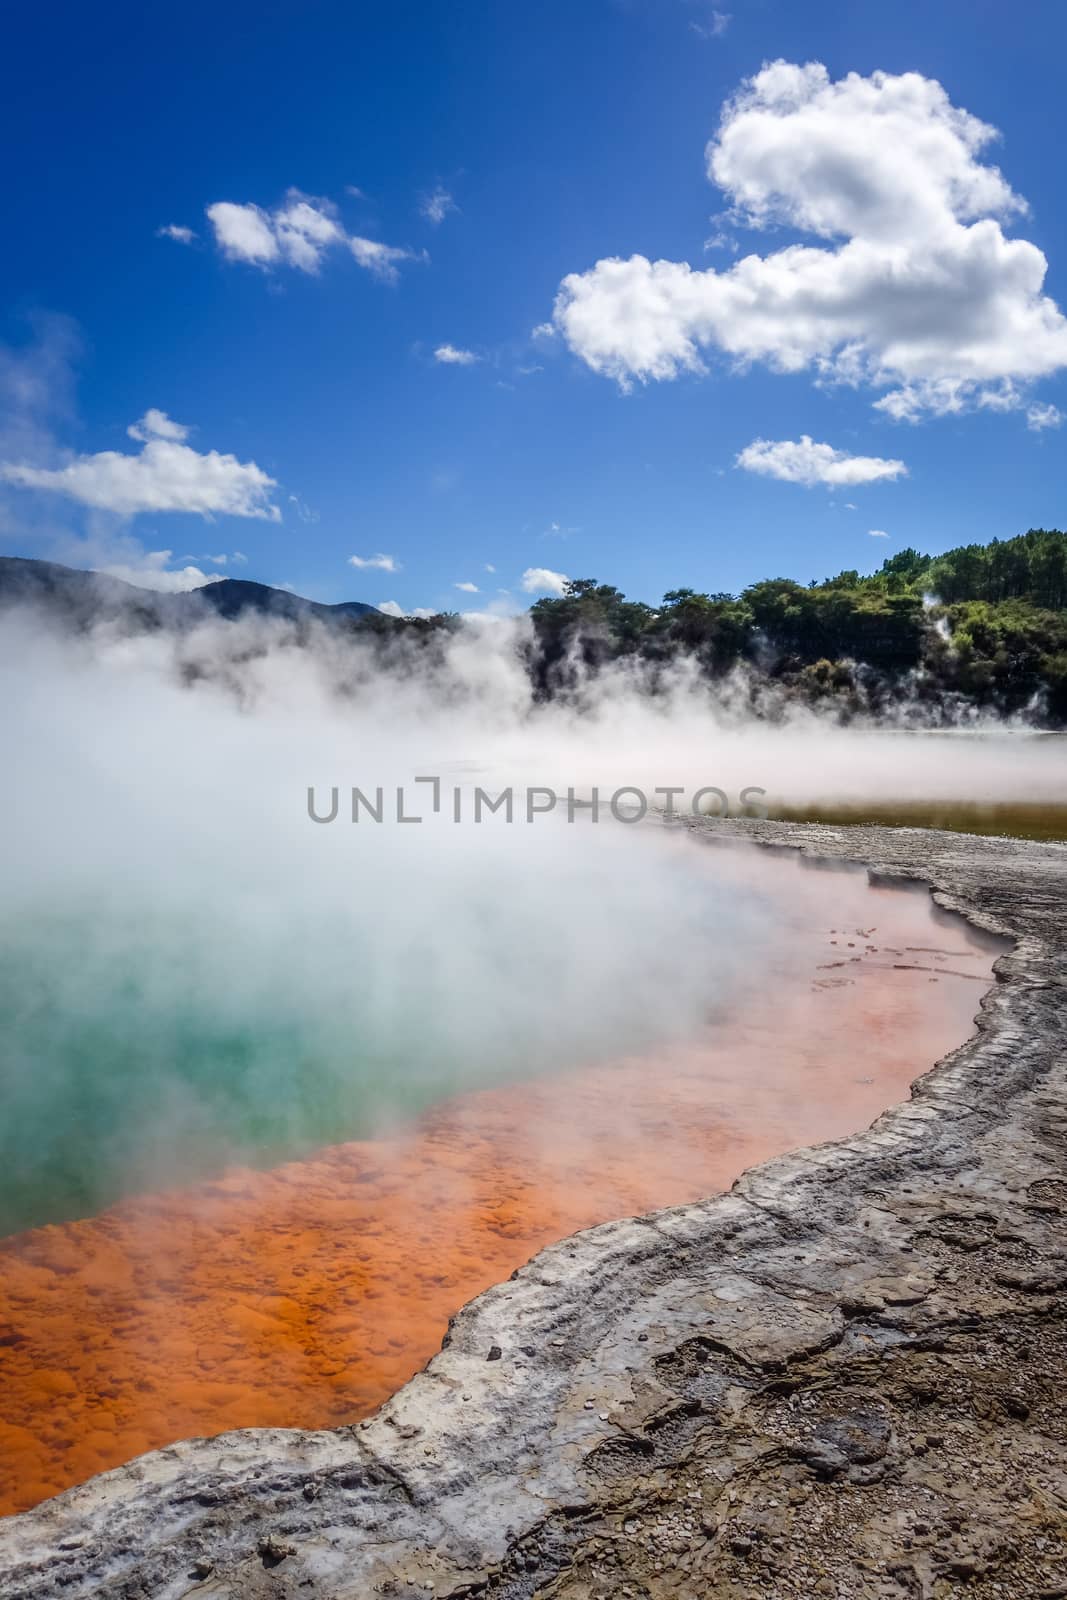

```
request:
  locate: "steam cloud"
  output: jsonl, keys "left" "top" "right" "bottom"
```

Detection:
{"left": 1, "top": 603, "right": 1062, "bottom": 1232}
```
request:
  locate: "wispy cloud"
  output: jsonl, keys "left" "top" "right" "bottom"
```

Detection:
{"left": 689, "top": 5, "right": 730, "bottom": 39}
{"left": 349, "top": 236, "right": 426, "bottom": 284}
{"left": 419, "top": 186, "right": 458, "bottom": 226}
{"left": 156, "top": 224, "right": 197, "bottom": 245}
{"left": 1027, "top": 401, "right": 1063, "bottom": 431}
{"left": 868, "top": 528, "right": 890, "bottom": 538}
{"left": 186, "top": 550, "right": 249, "bottom": 566}
{"left": 287, "top": 494, "right": 319, "bottom": 524}
{"left": 454, "top": 580, "right": 480, "bottom": 593}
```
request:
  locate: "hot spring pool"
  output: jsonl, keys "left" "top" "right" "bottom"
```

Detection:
{"left": 0, "top": 841, "right": 1006, "bottom": 1516}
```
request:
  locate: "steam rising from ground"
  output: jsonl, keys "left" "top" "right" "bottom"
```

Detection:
{"left": 1, "top": 605, "right": 1062, "bottom": 1231}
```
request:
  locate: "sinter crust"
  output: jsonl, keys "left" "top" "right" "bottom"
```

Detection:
{"left": 1, "top": 820, "right": 1065, "bottom": 1599}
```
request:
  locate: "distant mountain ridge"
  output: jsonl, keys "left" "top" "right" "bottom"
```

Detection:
{"left": 0, "top": 557, "right": 381, "bottom": 629}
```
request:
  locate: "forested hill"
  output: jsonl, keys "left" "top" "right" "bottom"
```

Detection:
{"left": 3, "top": 532, "right": 1067, "bottom": 723}
{"left": 527, "top": 529, "right": 1067, "bottom": 723}
{"left": 853, "top": 527, "right": 1067, "bottom": 608}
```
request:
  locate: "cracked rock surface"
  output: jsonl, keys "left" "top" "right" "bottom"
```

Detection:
{"left": 1, "top": 820, "right": 1065, "bottom": 1600}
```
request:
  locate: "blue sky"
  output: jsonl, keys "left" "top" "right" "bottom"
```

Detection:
{"left": 1, "top": 0, "right": 1065, "bottom": 614}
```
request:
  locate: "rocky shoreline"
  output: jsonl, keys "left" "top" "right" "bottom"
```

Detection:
{"left": 2, "top": 820, "right": 1065, "bottom": 1600}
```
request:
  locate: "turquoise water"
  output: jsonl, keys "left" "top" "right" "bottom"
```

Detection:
{"left": 0, "top": 913, "right": 566, "bottom": 1236}
{"left": 0, "top": 913, "right": 390, "bottom": 1234}
{"left": 0, "top": 847, "right": 747, "bottom": 1236}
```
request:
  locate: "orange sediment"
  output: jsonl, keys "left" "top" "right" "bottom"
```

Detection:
{"left": 0, "top": 878, "right": 1000, "bottom": 1517}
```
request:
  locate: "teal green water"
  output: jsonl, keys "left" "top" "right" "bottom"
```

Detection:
{"left": 0, "top": 906, "right": 521, "bottom": 1236}
{"left": 0, "top": 884, "right": 731, "bottom": 1238}
{"left": 0, "top": 935, "right": 409, "bottom": 1237}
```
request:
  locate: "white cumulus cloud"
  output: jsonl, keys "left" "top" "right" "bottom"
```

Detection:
{"left": 0, "top": 409, "right": 280, "bottom": 520}
{"left": 207, "top": 202, "right": 283, "bottom": 266}
{"left": 736, "top": 435, "right": 908, "bottom": 488}
{"left": 552, "top": 62, "right": 1067, "bottom": 421}
{"left": 349, "top": 553, "right": 400, "bottom": 572}
{"left": 127, "top": 408, "right": 189, "bottom": 443}
{"left": 205, "top": 190, "right": 423, "bottom": 283}
{"left": 433, "top": 344, "right": 480, "bottom": 365}
{"left": 521, "top": 567, "right": 569, "bottom": 596}
{"left": 94, "top": 547, "right": 224, "bottom": 592}
{"left": 868, "top": 528, "right": 890, "bottom": 538}
{"left": 376, "top": 600, "right": 437, "bottom": 619}
{"left": 274, "top": 198, "right": 346, "bottom": 270}
{"left": 455, "top": 580, "right": 480, "bottom": 593}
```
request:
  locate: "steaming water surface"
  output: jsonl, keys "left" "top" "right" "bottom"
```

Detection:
{"left": 0, "top": 819, "right": 774, "bottom": 1235}
{"left": 0, "top": 610, "right": 1044, "bottom": 1518}
{"left": 0, "top": 843, "right": 1004, "bottom": 1517}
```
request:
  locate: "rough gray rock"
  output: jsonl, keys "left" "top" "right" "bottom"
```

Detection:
{"left": 2, "top": 820, "right": 1066, "bottom": 1600}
